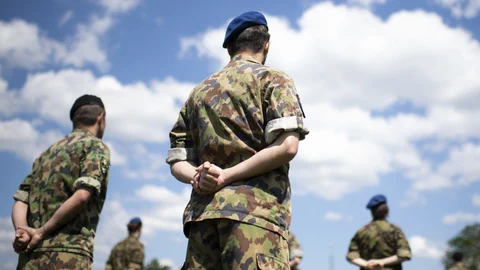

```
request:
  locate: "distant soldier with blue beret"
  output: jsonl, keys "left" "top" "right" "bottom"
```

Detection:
{"left": 106, "top": 217, "right": 145, "bottom": 270}
{"left": 346, "top": 195, "right": 412, "bottom": 270}
{"left": 12, "top": 94, "right": 110, "bottom": 269}
{"left": 167, "top": 10, "right": 308, "bottom": 269}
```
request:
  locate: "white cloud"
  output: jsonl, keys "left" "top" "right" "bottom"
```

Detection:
{"left": 473, "top": 194, "right": 480, "bottom": 208}
{"left": 180, "top": 2, "right": 480, "bottom": 201}
{"left": 437, "top": 143, "right": 480, "bottom": 185}
{"left": 0, "top": 16, "right": 111, "bottom": 71}
{"left": 347, "top": 0, "right": 387, "bottom": 8}
{"left": 105, "top": 142, "right": 128, "bottom": 166}
{"left": 442, "top": 212, "right": 480, "bottom": 224}
{"left": 58, "top": 10, "right": 74, "bottom": 27}
{"left": 409, "top": 235, "right": 444, "bottom": 259}
{"left": 323, "top": 211, "right": 351, "bottom": 221}
{"left": 435, "top": 0, "right": 480, "bottom": 19}
{"left": 0, "top": 217, "right": 18, "bottom": 269}
{"left": 98, "top": 0, "right": 142, "bottom": 13}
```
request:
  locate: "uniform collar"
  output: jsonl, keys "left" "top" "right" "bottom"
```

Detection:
{"left": 72, "top": 128, "right": 95, "bottom": 137}
{"left": 231, "top": 53, "right": 262, "bottom": 64}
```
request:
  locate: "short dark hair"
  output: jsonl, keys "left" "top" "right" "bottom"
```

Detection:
{"left": 228, "top": 25, "right": 270, "bottom": 56}
{"left": 72, "top": 104, "right": 104, "bottom": 128}
{"left": 371, "top": 203, "right": 389, "bottom": 220}
{"left": 127, "top": 221, "right": 142, "bottom": 234}
{"left": 452, "top": 252, "right": 463, "bottom": 262}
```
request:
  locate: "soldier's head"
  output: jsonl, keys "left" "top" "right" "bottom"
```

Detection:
{"left": 223, "top": 11, "right": 271, "bottom": 64}
{"left": 366, "top": 194, "right": 389, "bottom": 220}
{"left": 452, "top": 252, "right": 463, "bottom": 263}
{"left": 70, "top": 95, "right": 106, "bottom": 139}
{"left": 127, "top": 217, "right": 142, "bottom": 238}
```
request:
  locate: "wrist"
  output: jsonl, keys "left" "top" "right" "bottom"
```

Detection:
{"left": 223, "top": 168, "right": 234, "bottom": 184}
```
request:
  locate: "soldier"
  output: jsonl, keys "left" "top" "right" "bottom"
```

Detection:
{"left": 346, "top": 194, "right": 412, "bottom": 270}
{"left": 167, "top": 11, "right": 308, "bottom": 269}
{"left": 449, "top": 252, "right": 466, "bottom": 270}
{"left": 288, "top": 232, "right": 303, "bottom": 270}
{"left": 11, "top": 94, "right": 110, "bottom": 269}
{"left": 106, "top": 217, "right": 145, "bottom": 270}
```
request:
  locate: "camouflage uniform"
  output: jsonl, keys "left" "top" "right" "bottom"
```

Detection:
{"left": 167, "top": 54, "right": 308, "bottom": 269}
{"left": 346, "top": 220, "right": 412, "bottom": 270}
{"left": 14, "top": 129, "right": 111, "bottom": 270}
{"left": 448, "top": 264, "right": 467, "bottom": 270}
{"left": 288, "top": 232, "right": 303, "bottom": 270}
{"left": 105, "top": 236, "right": 144, "bottom": 270}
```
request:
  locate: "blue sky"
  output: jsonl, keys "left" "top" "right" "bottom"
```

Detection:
{"left": 1, "top": 0, "right": 480, "bottom": 269}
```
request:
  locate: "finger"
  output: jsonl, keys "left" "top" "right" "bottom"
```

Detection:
{"left": 199, "top": 180, "right": 216, "bottom": 191}
{"left": 195, "top": 164, "right": 203, "bottom": 172}
{"left": 202, "top": 161, "right": 211, "bottom": 171}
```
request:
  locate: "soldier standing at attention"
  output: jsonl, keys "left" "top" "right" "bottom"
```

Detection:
{"left": 346, "top": 195, "right": 412, "bottom": 270}
{"left": 106, "top": 217, "right": 145, "bottom": 270}
{"left": 288, "top": 232, "right": 303, "bottom": 270}
{"left": 167, "top": 11, "right": 308, "bottom": 269}
{"left": 11, "top": 95, "right": 110, "bottom": 270}
{"left": 449, "top": 252, "right": 466, "bottom": 270}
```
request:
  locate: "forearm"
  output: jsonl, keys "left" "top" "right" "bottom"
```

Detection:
{"left": 379, "top": 255, "right": 407, "bottom": 265}
{"left": 350, "top": 258, "right": 368, "bottom": 268}
{"left": 224, "top": 132, "right": 299, "bottom": 184}
{"left": 11, "top": 201, "right": 29, "bottom": 230}
{"left": 170, "top": 161, "right": 198, "bottom": 184}
{"left": 42, "top": 189, "right": 91, "bottom": 235}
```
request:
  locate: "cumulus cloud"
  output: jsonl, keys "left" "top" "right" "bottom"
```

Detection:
{"left": 473, "top": 193, "right": 480, "bottom": 208}
{"left": 0, "top": 217, "right": 18, "bottom": 267}
{"left": 347, "top": 0, "right": 387, "bottom": 8}
{"left": 442, "top": 212, "right": 480, "bottom": 224}
{"left": 323, "top": 211, "right": 351, "bottom": 221}
{"left": 58, "top": 10, "right": 74, "bottom": 27}
{"left": 409, "top": 235, "right": 444, "bottom": 259}
{"left": 97, "top": 0, "right": 142, "bottom": 13}
{"left": 180, "top": 2, "right": 480, "bottom": 200}
{"left": 0, "top": 16, "right": 111, "bottom": 71}
{"left": 435, "top": 0, "right": 480, "bottom": 19}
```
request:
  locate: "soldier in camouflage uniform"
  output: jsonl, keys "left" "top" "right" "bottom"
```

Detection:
{"left": 449, "top": 252, "right": 467, "bottom": 270}
{"left": 11, "top": 95, "right": 110, "bottom": 270}
{"left": 346, "top": 195, "right": 412, "bottom": 270}
{"left": 288, "top": 232, "right": 303, "bottom": 270}
{"left": 106, "top": 217, "right": 145, "bottom": 270}
{"left": 167, "top": 11, "right": 308, "bottom": 270}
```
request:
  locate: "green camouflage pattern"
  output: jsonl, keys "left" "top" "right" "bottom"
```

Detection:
{"left": 167, "top": 54, "right": 308, "bottom": 239}
{"left": 448, "top": 264, "right": 467, "bottom": 270}
{"left": 347, "top": 220, "right": 412, "bottom": 270}
{"left": 13, "top": 129, "right": 111, "bottom": 258}
{"left": 17, "top": 251, "right": 91, "bottom": 270}
{"left": 288, "top": 232, "right": 303, "bottom": 270}
{"left": 105, "top": 236, "right": 144, "bottom": 270}
{"left": 183, "top": 219, "right": 289, "bottom": 270}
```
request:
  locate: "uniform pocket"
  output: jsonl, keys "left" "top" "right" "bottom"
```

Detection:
{"left": 256, "top": 253, "right": 288, "bottom": 270}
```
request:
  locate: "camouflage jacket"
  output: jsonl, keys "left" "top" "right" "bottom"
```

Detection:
{"left": 167, "top": 54, "right": 308, "bottom": 239}
{"left": 288, "top": 232, "right": 303, "bottom": 270}
{"left": 347, "top": 220, "right": 412, "bottom": 270}
{"left": 106, "top": 236, "right": 144, "bottom": 270}
{"left": 13, "top": 129, "right": 110, "bottom": 258}
{"left": 449, "top": 264, "right": 467, "bottom": 270}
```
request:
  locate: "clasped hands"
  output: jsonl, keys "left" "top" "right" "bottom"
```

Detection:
{"left": 191, "top": 161, "right": 227, "bottom": 195}
{"left": 366, "top": 259, "right": 384, "bottom": 270}
{"left": 12, "top": 226, "right": 45, "bottom": 254}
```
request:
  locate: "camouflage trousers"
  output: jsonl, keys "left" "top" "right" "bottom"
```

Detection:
{"left": 183, "top": 219, "right": 289, "bottom": 270}
{"left": 17, "top": 251, "right": 91, "bottom": 270}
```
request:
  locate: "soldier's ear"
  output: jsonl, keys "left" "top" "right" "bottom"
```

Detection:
{"left": 264, "top": 40, "right": 270, "bottom": 54}
{"left": 96, "top": 112, "right": 105, "bottom": 123}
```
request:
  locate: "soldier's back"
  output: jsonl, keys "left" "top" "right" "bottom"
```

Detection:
{"left": 107, "top": 236, "right": 144, "bottom": 270}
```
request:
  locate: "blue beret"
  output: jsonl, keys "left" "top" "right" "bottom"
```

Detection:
{"left": 70, "top": 94, "right": 104, "bottom": 121}
{"left": 128, "top": 217, "right": 142, "bottom": 224}
{"left": 223, "top": 11, "right": 268, "bottom": 48}
{"left": 366, "top": 194, "right": 387, "bottom": 209}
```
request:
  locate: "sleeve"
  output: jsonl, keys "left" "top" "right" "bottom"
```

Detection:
{"left": 396, "top": 227, "right": 412, "bottom": 260}
{"left": 128, "top": 244, "right": 145, "bottom": 269}
{"left": 264, "top": 74, "right": 309, "bottom": 144}
{"left": 13, "top": 158, "right": 40, "bottom": 203}
{"left": 346, "top": 232, "right": 361, "bottom": 261}
{"left": 73, "top": 141, "right": 111, "bottom": 196}
{"left": 166, "top": 101, "right": 196, "bottom": 164}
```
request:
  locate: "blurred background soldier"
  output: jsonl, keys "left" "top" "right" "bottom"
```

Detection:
{"left": 449, "top": 252, "right": 466, "bottom": 270}
{"left": 346, "top": 194, "right": 412, "bottom": 270}
{"left": 288, "top": 232, "right": 303, "bottom": 270}
{"left": 106, "top": 217, "right": 145, "bottom": 270}
{"left": 12, "top": 94, "right": 110, "bottom": 270}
